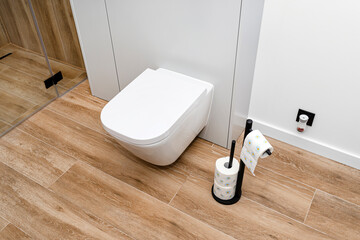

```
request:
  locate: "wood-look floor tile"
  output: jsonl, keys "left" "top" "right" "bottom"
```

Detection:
{"left": 305, "top": 190, "right": 360, "bottom": 239}
{"left": 0, "top": 119, "right": 11, "bottom": 134}
{"left": 50, "top": 161, "right": 234, "bottom": 240}
{"left": 172, "top": 138, "right": 227, "bottom": 182}
{"left": 170, "top": 176, "right": 332, "bottom": 240}
{"left": 47, "top": 90, "right": 107, "bottom": 135}
{"left": 0, "top": 217, "right": 8, "bottom": 231}
{"left": 258, "top": 137, "right": 360, "bottom": 205}
{"left": 0, "top": 128, "right": 77, "bottom": 187}
{"left": 0, "top": 44, "right": 85, "bottom": 92}
{"left": 19, "top": 109, "right": 186, "bottom": 203}
{"left": 0, "top": 89, "right": 38, "bottom": 125}
{"left": 0, "top": 224, "right": 32, "bottom": 240}
{"left": 0, "top": 63, "right": 56, "bottom": 105}
{"left": 242, "top": 166, "right": 315, "bottom": 222}
{"left": 70, "top": 80, "right": 93, "bottom": 98}
{"left": 173, "top": 138, "right": 317, "bottom": 222}
{"left": 0, "top": 44, "right": 51, "bottom": 78}
{"left": 57, "top": 72, "right": 87, "bottom": 95}
{"left": 0, "top": 162, "right": 133, "bottom": 240}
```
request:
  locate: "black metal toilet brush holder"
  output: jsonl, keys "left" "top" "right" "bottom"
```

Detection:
{"left": 211, "top": 119, "right": 253, "bottom": 205}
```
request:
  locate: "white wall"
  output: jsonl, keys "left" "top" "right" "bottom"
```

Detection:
{"left": 229, "top": 0, "right": 264, "bottom": 145}
{"left": 105, "top": 0, "right": 243, "bottom": 147}
{"left": 70, "top": 0, "right": 120, "bottom": 101}
{"left": 249, "top": 0, "right": 360, "bottom": 168}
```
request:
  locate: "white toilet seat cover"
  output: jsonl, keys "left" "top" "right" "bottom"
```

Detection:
{"left": 101, "top": 68, "right": 208, "bottom": 145}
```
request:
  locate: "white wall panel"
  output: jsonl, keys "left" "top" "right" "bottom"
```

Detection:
{"left": 70, "top": 0, "right": 120, "bottom": 101}
{"left": 105, "top": 0, "right": 242, "bottom": 147}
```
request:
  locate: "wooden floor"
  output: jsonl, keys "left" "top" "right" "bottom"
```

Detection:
{"left": 0, "top": 44, "right": 86, "bottom": 135}
{"left": 0, "top": 80, "right": 359, "bottom": 239}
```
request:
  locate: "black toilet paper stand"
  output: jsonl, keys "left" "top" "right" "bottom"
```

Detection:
{"left": 211, "top": 119, "right": 253, "bottom": 205}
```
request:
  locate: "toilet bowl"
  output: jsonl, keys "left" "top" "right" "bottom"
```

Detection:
{"left": 101, "top": 68, "right": 214, "bottom": 166}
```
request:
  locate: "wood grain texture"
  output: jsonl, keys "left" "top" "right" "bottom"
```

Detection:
{"left": 0, "top": 128, "right": 77, "bottom": 187}
{"left": 19, "top": 109, "right": 186, "bottom": 203}
{"left": 0, "top": 0, "right": 42, "bottom": 53}
{"left": 0, "top": 119, "right": 11, "bottom": 134}
{"left": 242, "top": 166, "right": 315, "bottom": 222}
{"left": 172, "top": 138, "right": 316, "bottom": 221}
{"left": 0, "top": 45, "right": 85, "bottom": 135}
{"left": 57, "top": 72, "right": 87, "bottom": 96}
{"left": 50, "top": 161, "right": 234, "bottom": 240}
{"left": 0, "top": 224, "right": 32, "bottom": 240}
{"left": 0, "top": 16, "right": 9, "bottom": 47}
{"left": 0, "top": 217, "right": 8, "bottom": 231}
{"left": 305, "top": 190, "right": 360, "bottom": 240}
{"left": 70, "top": 80, "right": 93, "bottom": 97}
{"left": 47, "top": 90, "right": 107, "bottom": 135}
{"left": 170, "top": 176, "right": 332, "bottom": 240}
{"left": 0, "top": 162, "right": 134, "bottom": 240}
{"left": 258, "top": 136, "right": 360, "bottom": 205}
{"left": 31, "top": 0, "right": 66, "bottom": 62}
{"left": 51, "top": 0, "right": 85, "bottom": 68}
{"left": 0, "top": 89, "right": 39, "bottom": 125}
{"left": 0, "top": 44, "right": 84, "bottom": 87}
{"left": 44, "top": 81, "right": 321, "bottom": 222}
{"left": 0, "top": 44, "right": 86, "bottom": 107}
{"left": 0, "top": 44, "right": 51, "bottom": 78}
{"left": 0, "top": 63, "right": 57, "bottom": 105}
{"left": 1, "top": 79, "right": 359, "bottom": 239}
{"left": 0, "top": 0, "right": 84, "bottom": 68}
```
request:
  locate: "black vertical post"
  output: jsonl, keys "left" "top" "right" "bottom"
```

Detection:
{"left": 211, "top": 119, "right": 253, "bottom": 205}
{"left": 233, "top": 119, "right": 253, "bottom": 199}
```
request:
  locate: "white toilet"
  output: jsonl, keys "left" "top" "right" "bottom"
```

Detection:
{"left": 101, "top": 68, "right": 214, "bottom": 166}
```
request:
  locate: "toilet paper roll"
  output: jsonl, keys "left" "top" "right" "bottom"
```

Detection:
{"left": 213, "top": 180, "right": 236, "bottom": 200}
{"left": 241, "top": 130, "right": 273, "bottom": 176}
{"left": 244, "top": 130, "right": 273, "bottom": 159}
{"left": 214, "top": 156, "right": 239, "bottom": 188}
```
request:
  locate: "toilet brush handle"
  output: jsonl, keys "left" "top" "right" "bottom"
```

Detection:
{"left": 228, "top": 140, "right": 236, "bottom": 168}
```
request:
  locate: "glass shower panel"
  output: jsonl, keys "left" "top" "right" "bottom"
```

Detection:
{"left": 0, "top": 0, "right": 58, "bottom": 136}
{"left": 31, "top": 0, "right": 87, "bottom": 95}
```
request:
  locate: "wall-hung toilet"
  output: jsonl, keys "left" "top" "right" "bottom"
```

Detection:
{"left": 101, "top": 68, "right": 214, "bottom": 166}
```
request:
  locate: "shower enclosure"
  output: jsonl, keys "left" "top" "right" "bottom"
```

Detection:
{"left": 0, "top": 0, "right": 86, "bottom": 136}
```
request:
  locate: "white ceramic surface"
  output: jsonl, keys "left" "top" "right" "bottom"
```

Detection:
{"left": 101, "top": 68, "right": 214, "bottom": 166}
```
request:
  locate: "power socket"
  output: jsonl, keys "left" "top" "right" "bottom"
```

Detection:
{"left": 296, "top": 109, "right": 315, "bottom": 126}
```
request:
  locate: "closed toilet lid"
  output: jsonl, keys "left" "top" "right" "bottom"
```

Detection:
{"left": 101, "top": 68, "right": 207, "bottom": 145}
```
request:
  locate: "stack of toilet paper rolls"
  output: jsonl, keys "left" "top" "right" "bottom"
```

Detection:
{"left": 213, "top": 157, "right": 240, "bottom": 200}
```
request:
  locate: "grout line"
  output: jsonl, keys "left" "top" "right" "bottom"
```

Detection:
{"left": 45, "top": 107, "right": 111, "bottom": 138}
{"left": 0, "top": 159, "right": 53, "bottom": 190}
{"left": 0, "top": 223, "right": 8, "bottom": 232}
{"left": 48, "top": 160, "right": 79, "bottom": 189}
{"left": 0, "top": 159, "right": 133, "bottom": 240}
{"left": 57, "top": 75, "right": 87, "bottom": 97}
{"left": 256, "top": 164, "right": 317, "bottom": 191}
{"left": 256, "top": 164, "right": 360, "bottom": 208}
{"left": 15, "top": 127, "right": 78, "bottom": 165}
{"left": 168, "top": 176, "right": 187, "bottom": 205}
{"left": 316, "top": 189, "right": 360, "bottom": 208}
{"left": 71, "top": 89, "right": 107, "bottom": 105}
{"left": 7, "top": 224, "right": 30, "bottom": 238}
{"left": 244, "top": 196, "right": 330, "bottom": 237}
{"left": 304, "top": 189, "right": 316, "bottom": 223}
{"left": 6, "top": 80, "right": 358, "bottom": 238}
{"left": 0, "top": 220, "right": 8, "bottom": 232}
{"left": 6, "top": 43, "right": 85, "bottom": 71}
{"left": 76, "top": 161, "right": 235, "bottom": 240}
